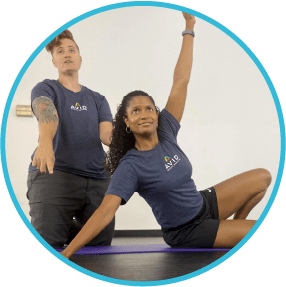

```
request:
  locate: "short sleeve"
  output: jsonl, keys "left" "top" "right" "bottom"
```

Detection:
{"left": 31, "top": 81, "right": 55, "bottom": 103}
{"left": 98, "top": 96, "right": 113, "bottom": 123}
{"left": 105, "top": 161, "right": 139, "bottom": 205}
{"left": 158, "top": 109, "right": 181, "bottom": 141}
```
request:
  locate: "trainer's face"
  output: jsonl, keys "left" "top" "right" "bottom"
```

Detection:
{"left": 124, "top": 96, "right": 158, "bottom": 137}
{"left": 52, "top": 38, "right": 82, "bottom": 75}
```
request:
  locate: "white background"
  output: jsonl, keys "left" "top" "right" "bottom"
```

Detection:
{"left": 5, "top": 5, "right": 280, "bottom": 230}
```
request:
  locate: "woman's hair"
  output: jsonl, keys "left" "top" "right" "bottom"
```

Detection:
{"left": 46, "top": 29, "right": 79, "bottom": 54}
{"left": 104, "top": 90, "right": 160, "bottom": 175}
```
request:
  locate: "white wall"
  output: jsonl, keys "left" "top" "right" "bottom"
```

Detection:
{"left": 5, "top": 6, "right": 280, "bottom": 230}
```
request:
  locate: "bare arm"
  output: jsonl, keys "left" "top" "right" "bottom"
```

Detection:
{"left": 165, "top": 12, "right": 196, "bottom": 123}
{"left": 99, "top": 121, "right": 113, "bottom": 146}
{"left": 60, "top": 194, "right": 121, "bottom": 259}
{"left": 31, "top": 96, "right": 59, "bottom": 174}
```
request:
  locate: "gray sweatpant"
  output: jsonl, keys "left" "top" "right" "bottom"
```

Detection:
{"left": 27, "top": 169, "right": 115, "bottom": 249}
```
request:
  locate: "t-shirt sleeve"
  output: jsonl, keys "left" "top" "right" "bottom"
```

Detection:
{"left": 158, "top": 108, "right": 181, "bottom": 141}
{"left": 98, "top": 96, "right": 113, "bottom": 123}
{"left": 105, "top": 161, "right": 139, "bottom": 205}
{"left": 31, "top": 81, "right": 55, "bottom": 103}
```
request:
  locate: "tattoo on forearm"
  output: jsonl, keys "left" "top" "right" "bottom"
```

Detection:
{"left": 32, "top": 96, "right": 59, "bottom": 124}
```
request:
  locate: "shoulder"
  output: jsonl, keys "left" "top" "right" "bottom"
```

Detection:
{"left": 158, "top": 108, "right": 181, "bottom": 140}
{"left": 117, "top": 150, "right": 138, "bottom": 170}
{"left": 82, "top": 86, "right": 110, "bottom": 105}
{"left": 82, "top": 85, "right": 104, "bottom": 99}
{"left": 33, "top": 79, "right": 57, "bottom": 90}
{"left": 111, "top": 154, "right": 139, "bottom": 182}
{"left": 159, "top": 109, "right": 180, "bottom": 128}
{"left": 31, "top": 79, "right": 58, "bottom": 101}
{"left": 119, "top": 149, "right": 137, "bottom": 165}
{"left": 159, "top": 109, "right": 179, "bottom": 123}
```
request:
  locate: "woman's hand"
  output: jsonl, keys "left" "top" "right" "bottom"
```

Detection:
{"left": 182, "top": 12, "right": 196, "bottom": 30}
{"left": 56, "top": 195, "right": 121, "bottom": 259}
{"left": 59, "top": 250, "right": 70, "bottom": 259}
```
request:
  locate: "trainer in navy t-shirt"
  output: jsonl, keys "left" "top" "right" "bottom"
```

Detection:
{"left": 29, "top": 79, "right": 112, "bottom": 179}
{"left": 105, "top": 109, "right": 203, "bottom": 228}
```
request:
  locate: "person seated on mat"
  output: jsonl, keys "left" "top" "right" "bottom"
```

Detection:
{"left": 27, "top": 29, "right": 115, "bottom": 248}
{"left": 60, "top": 12, "right": 271, "bottom": 259}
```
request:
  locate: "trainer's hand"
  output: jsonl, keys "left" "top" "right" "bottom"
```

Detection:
{"left": 32, "top": 141, "right": 55, "bottom": 174}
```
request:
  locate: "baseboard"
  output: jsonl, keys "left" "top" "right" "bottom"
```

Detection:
{"left": 114, "top": 229, "right": 163, "bottom": 237}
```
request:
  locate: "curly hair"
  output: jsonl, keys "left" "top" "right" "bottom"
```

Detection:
{"left": 46, "top": 29, "right": 79, "bottom": 54}
{"left": 104, "top": 90, "right": 160, "bottom": 175}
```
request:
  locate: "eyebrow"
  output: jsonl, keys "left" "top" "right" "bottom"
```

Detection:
{"left": 130, "top": 104, "right": 154, "bottom": 109}
{"left": 56, "top": 45, "right": 75, "bottom": 51}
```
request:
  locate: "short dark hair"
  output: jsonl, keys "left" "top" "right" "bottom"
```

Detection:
{"left": 45, "top": 29, "right": 79, "bottom": 54}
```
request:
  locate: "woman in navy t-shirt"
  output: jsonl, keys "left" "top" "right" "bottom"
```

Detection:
{"left": 60, "top": 12, "right": 271, "bottom": 258}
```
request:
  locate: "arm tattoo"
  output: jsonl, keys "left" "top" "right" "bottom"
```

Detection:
{"left": 32, "top": 96, "right": 59, "bottom": 124}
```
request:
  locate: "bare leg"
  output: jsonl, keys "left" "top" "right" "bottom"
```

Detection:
{"left": 213, "top": 219, "right": 256, "bottom": 248}
{"left": 211, "top": 168, "right": 271, "bottom": 247}
{"left": 214, "top": 168, "right": 271, "bottom": 220}
{"left": 233, "top": 190, "right": 266, "bottom": 219}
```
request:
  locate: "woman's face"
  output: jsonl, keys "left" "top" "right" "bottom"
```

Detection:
{"left": 124, "top": 96, "right": 159, "bottom": 138}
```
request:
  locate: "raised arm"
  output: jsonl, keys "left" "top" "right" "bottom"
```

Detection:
{"left": 60, "top": 194, "right": 121, "bottom": 259}
{"left": 165, "top": 12, "right": 196, "bottom": 123}
{"left": 32, "top": 96, "right": 58, "bottom": 174}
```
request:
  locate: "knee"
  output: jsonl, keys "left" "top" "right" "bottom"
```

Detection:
{"left": 257, "top": 168, "right": 272, "bottom": 190}
{"left": 32, "top": 224, "right": 66, "bottom": 248}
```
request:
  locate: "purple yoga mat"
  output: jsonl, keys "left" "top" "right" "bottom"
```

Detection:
{"left": 56, "top": 244, "right": 231, "bottom": 255}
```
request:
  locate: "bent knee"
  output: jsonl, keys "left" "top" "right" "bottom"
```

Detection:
{"left": 256, "top": 168, "right": 272, "bottom": 189}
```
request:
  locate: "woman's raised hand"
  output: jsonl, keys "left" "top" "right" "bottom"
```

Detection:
{"left": 182, "top": 12, "right": 196, "bottom": 29}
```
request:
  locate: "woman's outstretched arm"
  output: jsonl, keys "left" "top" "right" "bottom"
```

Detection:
{"left": 60, "top": 194, "right": 122, "bottom": 259}
{"left": 165, "top": 12, "right": 196, "bottom": 123}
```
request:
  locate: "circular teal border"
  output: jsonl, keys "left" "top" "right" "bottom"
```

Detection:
{"left": 1, "top": 1, "right": 285, "bottom": 286}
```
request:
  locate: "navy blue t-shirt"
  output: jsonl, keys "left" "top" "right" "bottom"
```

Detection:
{"left": 106, "top": 109, "right": 203, "bottom": 228}
{"left": 29, "top": 79, "right": 112, "bottom": 179}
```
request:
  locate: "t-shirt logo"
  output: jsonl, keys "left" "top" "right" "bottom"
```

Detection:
{"left": 71, "top": 102, "right": 87, "bottom": 111}
{"left": 165, "top": 155, "right": 181, "bottom": 171}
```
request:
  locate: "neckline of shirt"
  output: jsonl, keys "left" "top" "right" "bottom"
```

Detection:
{"left": 55, "top": 80, "right": 83, "bottom": 94}
{"left": 131, "top": 141, "right": 160, "bottom": 154}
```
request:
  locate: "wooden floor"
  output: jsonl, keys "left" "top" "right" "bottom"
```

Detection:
{"left": 69, "top": 237, "right": 228, "bottom": 281}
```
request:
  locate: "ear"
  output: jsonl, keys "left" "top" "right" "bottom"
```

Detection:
{"left": 123, "top": 116, "right": 129, "bottom": 127}
{"left": 52, "top": 58, "right": 56, "bottom": 67}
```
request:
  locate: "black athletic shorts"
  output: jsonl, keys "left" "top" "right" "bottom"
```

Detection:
{"left": 162, "top": 187, "right": 220, "bottom": 248}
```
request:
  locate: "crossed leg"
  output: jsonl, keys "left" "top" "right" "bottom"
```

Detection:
{"left": 212, "top": 168, "right": 272, "bottom": 248}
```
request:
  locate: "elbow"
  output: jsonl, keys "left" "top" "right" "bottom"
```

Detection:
{"left": 101, "top": 207, "right": 116, "bottom": 229}
{"left": 173, "top": 76, "right": 190, "bottom": 85}
{"left": 173, "top": 69, "right": 191, "bottom": 84}
{"left": 100, "top": 197, "right": 119, "bottom": 224}
{"left": 105, "top": 212, "right": 115, "bottom": 226}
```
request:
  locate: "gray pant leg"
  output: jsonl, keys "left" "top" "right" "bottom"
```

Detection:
{"left": 73, "top": 178, "right": 115, "bottom": 246}
{"left": 27, "top": 170, "right": 86, "bottom": 248}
